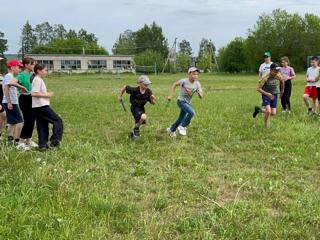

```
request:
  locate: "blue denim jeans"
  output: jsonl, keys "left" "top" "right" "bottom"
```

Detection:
{"left": 170, "top": 100, "right": 195, "bottom": 132}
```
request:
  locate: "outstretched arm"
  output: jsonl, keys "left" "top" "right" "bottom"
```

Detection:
{"left": 9, "top": 78, "right": 27, "bottom": 92}
{"left": 197, "top": 85, "right": 204, "bottom": 99}
{"left": 118, "top": 85, "right": 127, "bottom": 101}
{"left": 167, "top": 81, "right": 180, "bottom": 101}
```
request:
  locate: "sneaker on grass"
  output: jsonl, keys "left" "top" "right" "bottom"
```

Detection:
{"left": 177, "top": 126, "right": 187, "bottom": 136}
{"left": 16, "top": 143, "right": 31, "bottom": 151}
{"left": 166, "top": 128, "right": 176, "bottom": 138}
{"left": 253, "top": 106, "right": 262, "bottom": 118}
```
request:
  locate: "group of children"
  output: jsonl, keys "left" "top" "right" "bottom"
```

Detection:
{"left": 118, "top": 67, "right": 203, "bottom": 139}
{"left": 0, "top": 58, "right": 63, "bottom": 151}
{"left": 253, "top": 52, "right": 320, "bottom": 127}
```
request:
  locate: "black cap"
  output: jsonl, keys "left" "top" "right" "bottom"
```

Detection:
{"left": 270, "top": 63, "right": 281, "bottom": 71}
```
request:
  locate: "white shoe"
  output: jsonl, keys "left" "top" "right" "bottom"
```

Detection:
{"left": 167, "top": 128, "right": 176, "bottom": 137}
{"left": 177, "top": 126, "right": 187, "bottom": 136}
{"left": 16, "top": 143, "right": 31, "bottom": 151}
{"left": 27, "top": 141, "right": 38, "bottom": 148}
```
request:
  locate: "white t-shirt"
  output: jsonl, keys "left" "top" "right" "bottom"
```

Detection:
{"left": 31, "top": 76, "right": 50, "bottom": 108}
{"left": 306, "top": 66, "right": 320, "bottom": 87}
{"left": 2, "top": 73, "right": 19, "bottom": 104}
{"left": 259, "top": 62, "right": 273, "bottom": 78}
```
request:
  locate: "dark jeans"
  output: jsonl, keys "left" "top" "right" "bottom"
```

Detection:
{"left": 33, "top": 105, "right": 63, "bottom": 148}
{"left": 281, "top": 80, "right": 292, "bottom": 110}
{"left": 170, "top": 100, "right": 195, "bottom": 132}
{"left": 19, "top": 94, "right": 36, "bottom": 139}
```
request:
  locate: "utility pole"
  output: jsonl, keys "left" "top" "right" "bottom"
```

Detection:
{"left": 162, "top": 38, "right": 177, "bottom": 73}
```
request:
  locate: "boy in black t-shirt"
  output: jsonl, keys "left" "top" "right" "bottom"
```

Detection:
{"left": 119, "top": 75, "right": 156, "bottom": 139}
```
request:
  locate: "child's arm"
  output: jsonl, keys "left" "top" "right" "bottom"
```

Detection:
{"left": 31, "top": 92, "right": 54, "bottom": 98}
{"left": 118, "top": 85, "right": 127, "bottom": 101}
{"left": 197, "top": 85, "right": 204, "bottom": 99}
{"left": 3, "top": 84, "right": 12, "bottom": 110}
{"left": 167, "top": 81, "right": 180, "bottom": 101}
{"left": 9, "top": 78, "right": 27, "bottom": 92}
{"left": 257, "top": 81, "right": 273, "bottom": 99}
{"left": 150, "top": 95, "right": 156, "bottom": 105}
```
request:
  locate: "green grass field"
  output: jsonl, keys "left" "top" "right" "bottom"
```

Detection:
{"left": 1, "top": 73, "right": 320, "bottom": 239}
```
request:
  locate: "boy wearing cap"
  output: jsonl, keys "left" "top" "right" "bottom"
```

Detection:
{"left": 2, "top": 60, "right": 27, "bottom": 146}
{"left": 259, "top": 51, "right": 273, "bottom": 79}
{"left": 166, "top": 67, "right": 203, "bottom": 137}
{"left": 253, "top": 63, "right": 284, "bottom": 127}
{"left": 118, "top": 75, "right": 156, "bottom": 139}
{"left": 304, "top": 56, "right": 320, "bottom": 114}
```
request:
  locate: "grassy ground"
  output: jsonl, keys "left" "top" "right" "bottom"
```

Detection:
{"left": 0, "top": 73, "right": 319, "bottom": 239}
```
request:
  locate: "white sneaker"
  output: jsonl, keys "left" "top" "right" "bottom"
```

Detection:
{"left": 177, "top": 126, "right": 187, "bottom": 136}
{"left": 16, "top": 143, "right": 31, "bottom": 151}
{"left": 167, "top": 128, "right": 176, "bottom": 137}
{"left": 27, "top": 141, "right": 38, "bottom": 148}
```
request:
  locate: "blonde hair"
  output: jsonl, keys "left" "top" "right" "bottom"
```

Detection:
{"left": 281, "top": 56, "right": 290, "bottom": 65}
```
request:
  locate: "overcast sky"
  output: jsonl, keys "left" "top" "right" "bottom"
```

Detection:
{"left": 1, "top": 0, "right": 320, "bottom": 54}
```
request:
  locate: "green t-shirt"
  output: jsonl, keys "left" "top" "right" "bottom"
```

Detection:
{"left": 17, "top": 71, "right": 32, "bottom": 92}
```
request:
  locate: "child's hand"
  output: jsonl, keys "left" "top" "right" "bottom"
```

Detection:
{"left": 47, "top": 92, "right": 54, "bottom": 97}
{"left": 267, "top": 93, "right": 274, "bottom": 100}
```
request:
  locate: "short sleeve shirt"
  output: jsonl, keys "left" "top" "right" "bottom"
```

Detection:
{"left": 260, "top": 73, "right": 283, "bottom": 95}
{"left": 17, "top": 71, "right": 32, "bottom": 92}
{"left": 2, "top": 73, "right": 18, "bottom": 104}
{"left": 306, "top": 67, "right": 320, "bottom": 87}
{"left": 259, "top": 62, "right": 273, "bottom": 77}
{"left": 31, "top": 76, "right": 50, "bottom": 108}
{"left": 125, "top": 86, "right": 152, "bottom": 108}
{"left": 177, "top": 78, "right": 201, "bottom": 103}
{"left": 280, "top": 67, "right": 295, "bottom": 81}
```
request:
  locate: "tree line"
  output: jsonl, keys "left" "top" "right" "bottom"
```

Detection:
{"left": 1, "top": 9, "right": 320, "bottom": 73}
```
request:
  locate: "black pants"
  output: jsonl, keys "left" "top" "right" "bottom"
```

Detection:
{"left": 281, "top": 80, "right": 292, "bottom": 110}
{"left": 33, "top": 105, "right": 63, "bottom": 148}
{"left": 19, "top": 94, "right": 36, "bottom": 139}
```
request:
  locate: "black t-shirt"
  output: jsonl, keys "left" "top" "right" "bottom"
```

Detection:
{"left": 125, "top": 86, "right": 152, "bottom": 108}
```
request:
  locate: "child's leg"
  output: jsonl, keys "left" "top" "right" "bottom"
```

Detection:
{"left": 135, "top": 113, "right": 147, "bottom": 129}
{"left": 170, "top": 109, "right": 187, "bottom": 132}
{"left": 303, "top": 94, "right": 311, "bottom": 109}
{"left": 287, "top": 81, "right": 292, "bottom": 110}
{"left": 36, "top": 116, "right": 49, "bottom": 148}
{"left": 263, "top": 106, "right": 272, "bottom": 128}
{"left": 180, "top": 103, "right": 196, "bottom": 128}
{"left": 271, "top": 108, "right": 277, "bottom": 117}
{"left": 13, "top": 122, "right": 23, "bottom": 142}
{"left": 0, "top": 111, "right": 6, "bottom": 137}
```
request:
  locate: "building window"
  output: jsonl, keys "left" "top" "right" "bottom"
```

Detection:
{"left": 113, "top": 60, "right": 131, "bottom": 69}
{"left": 61, "top": 60, "right": 81, "bottom": 70}
{"left": 88, "top": 60, "right": 107, "bottom": 69}
{"left": 37, "top": 60, "right": 54, "bottom": 70}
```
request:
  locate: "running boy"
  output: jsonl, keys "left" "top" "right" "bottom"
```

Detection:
{"left": 280, "top": 56, "right": 296, "bottom": 112}
{"left": 259, "top": 51, "right": 273, "bottom": 79}
{"left": 118, "top": 75, "right": 156, "bottom": 139}
{"left": 303, "top": 56, "right": 320, "bottom": 114}
{"left": 253, "top": 63, "right": 284, "bottom": 127}
{"left": 2, "top": 60, "right": 27, "bottom": 146}
{"left": 166, "top": 67, "right": 203, "bottom": 137}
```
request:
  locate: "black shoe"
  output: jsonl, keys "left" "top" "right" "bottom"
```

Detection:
{"left": 38, "top": 144, "right": 49, "bottom": 152}
{"left": 133, "top": 127, "right": 140, "bottom": 137}
{"left": 253, "top": 106, "right": 262, "bottom": 118}
{"left": 50, "top": 141, "right": 60, "bottom": 148}
{"left": 128, "top": 131, "right": 138, "bottom": 140}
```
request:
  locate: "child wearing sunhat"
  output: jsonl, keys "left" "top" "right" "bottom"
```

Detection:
{"left": 166, "top": 67, "right": 203, "bottom": 137}
{"left": 118, "top": 75, "right": 156, "bottom": 139}
{"left": 253, "top": 63, "right": 284, "bottom": 127}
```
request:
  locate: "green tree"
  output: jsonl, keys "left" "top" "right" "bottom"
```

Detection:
{"left": 177, "top": 53, "right": 191, "bottom": 72}
{"left": 179, "top": 40, "right": 192, "bottom": 56}
{"left": 0, "top": 31, "right": 8, "bottom": 74}
{"left": 197, "top": 52, "right": 213, "bottom": 73}
{"left": 31, "top": 38, "right": 108, "bottom": 55}
{"left": 34, "top": 22, "right": 54, "bottom": 45}
{"left": 52, "top": 24, "right": 67, "bottom": 39}
{"left": 135, "top": 22, "right": 168, "bottom": 57}
{"left": 78, "top": 29, "right": 98, "bottom": 43}
{"left": 20, "top": 21, "right": 37, "bottom": 54}
{"left": 134, "top": 50, "right": 164, "bottom": 72}
{"left": 112, "top": 30, "right": 136, "bottom": 55}
{"left": 219, "top": 37, "right": 249, "bottom": 73}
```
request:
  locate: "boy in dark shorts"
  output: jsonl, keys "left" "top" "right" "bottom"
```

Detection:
{"left": 118, "top": 75, "right": 156, "bottom": 139}
{"left": 253, "top": 63, "right": 284, "bottom": 127}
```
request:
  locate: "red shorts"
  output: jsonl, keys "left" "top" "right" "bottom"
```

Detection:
{"left": 304, "top": 86, "right": 318, "bottom": 99}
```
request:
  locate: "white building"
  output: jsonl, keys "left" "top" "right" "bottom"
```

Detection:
{"left": 27, "top": 54, "right": 134, "bottom": 73}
